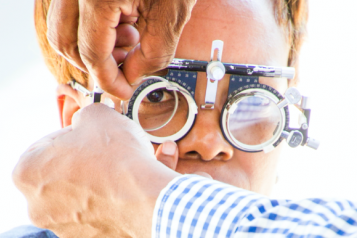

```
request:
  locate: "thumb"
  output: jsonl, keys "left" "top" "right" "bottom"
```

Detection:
{"left": 155, "top": 141, "right": 178, "bottom": 170}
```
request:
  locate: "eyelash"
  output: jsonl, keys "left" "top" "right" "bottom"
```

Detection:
{"left": 142, "top": 90, "right": 174, "bottom": 104}
{"left": 140, "top": 100, "right": 175, "bottom": 108}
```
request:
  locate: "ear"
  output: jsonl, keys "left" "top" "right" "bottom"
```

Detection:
{"left": 289, "top": 60, "right": 300, "bottom": 88}
{"left": 56, "top": 84, "right": 82, "bottom": 128}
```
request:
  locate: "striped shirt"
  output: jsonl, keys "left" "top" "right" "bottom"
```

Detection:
{"left": 152, "top": 175, "right": 357, "bottom": 238}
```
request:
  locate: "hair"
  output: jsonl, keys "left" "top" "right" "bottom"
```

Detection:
{"left": 34, "top": 0, "right": 308, "bottom": 87}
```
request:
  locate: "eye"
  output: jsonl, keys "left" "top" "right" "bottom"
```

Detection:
{"left": 143, "top": 89, "right": 174, "bottom": 103}
{"left": 147, "top": 90, "right": 163, "bottom": 102}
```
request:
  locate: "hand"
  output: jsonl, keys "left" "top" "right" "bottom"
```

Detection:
{"left": 46, "top": 0, "right": 197, "bottom": 100}
{"left": 12, "top": 104, "right": 179, "bottom": 238}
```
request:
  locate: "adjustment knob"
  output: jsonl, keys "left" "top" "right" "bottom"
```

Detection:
{"left": 211, "top": 66, "right": 225, "bottom": 80}
{"left": 282, "top": 130, "right": 303, "bottom": 148}
{"left": 306, "top": 137, "right": 320, "bottom": 150}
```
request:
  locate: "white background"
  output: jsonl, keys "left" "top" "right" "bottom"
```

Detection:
{"left": 0, "top": 0, "right": 357, "bottom": 233}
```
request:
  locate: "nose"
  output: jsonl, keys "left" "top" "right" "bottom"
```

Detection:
{"left": 177, "top": 108, "right": 234, "bottom": 161}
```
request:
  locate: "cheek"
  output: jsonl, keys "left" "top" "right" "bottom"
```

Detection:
{"left": 222, "top": 146, "right": 282, "bottom": 195}
{"left": 175, "top": 146, "right": 282, "bottom": 195}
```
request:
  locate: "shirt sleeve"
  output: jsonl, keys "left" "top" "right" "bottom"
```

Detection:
{"left": 0, "top": 225, "right": 58, "bottom": 238}
{"left": 152, "top": 174, "right": 357, "bottom": 238}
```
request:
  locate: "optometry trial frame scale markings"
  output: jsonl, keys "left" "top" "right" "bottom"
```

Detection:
{"left": 71, "top": 40, "right": 319, "bottom": 153}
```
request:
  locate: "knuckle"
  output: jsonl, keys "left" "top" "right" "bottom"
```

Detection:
{"left": 46, "top": 30, "right": 60, "bottom": 51}
{"left": 29, "top": 211, "right": 48, "bottom": 228}
{"left": 78, "top": 46, "right": 101, "bottom": 68}
{"left": 172, "top": 0, "right": 195, "bottom": 30}
{"left": 29, "top": 208, "right": 54, "bottom": 230}
{"left": 77, "top": 38, "right": 108, "bottom": 68}
{"left": 12, "top": 159, "right": 50, "bottom": 229}
{"left": 139, "top": 45, "right": 173, "bottom": 69}
{"left": 92, "top": 0, "right": 134, "bottom": 15}
{"left": 73, "top": 103, "right": 106, "bottom": 125}
{"left": 139, "top": 0, "right": 197, "bottom": 70}
{"left": 76, "top": 103, "right": 93, "bottom": 117}
{"left": 46, "top": 30, "right": 78, "bottom": 59}
{"left": 94, "top": 0, "right": 120, "bottom": 13}
{"left": 12, "top": 149, "right": 47, "bottom": 194}
{"left": 12, "top": 156, "right": 31, "bottom": 190}
{"left": 162, "top": 1, "right": 195, "bottom": 40}
{"left": 96, "top": 77, "right": 116, "bottom": 91}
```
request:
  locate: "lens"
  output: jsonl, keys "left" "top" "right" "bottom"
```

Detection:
{"left": 228, "top": 95, "right": 281, "bottom": 146}
{"left": 138, "top": 88, "right": 189, "bottom": 137}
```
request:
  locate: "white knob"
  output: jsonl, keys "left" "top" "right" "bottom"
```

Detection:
{"left": 306, "top": 138, "right": 320, "bottom": 150}
{"left": 211, "top": 66, "right": 224, "bottom": 80}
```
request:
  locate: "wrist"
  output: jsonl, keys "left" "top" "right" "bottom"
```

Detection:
{"left": 123, "top": 158, "right": 181, "bottom": 238}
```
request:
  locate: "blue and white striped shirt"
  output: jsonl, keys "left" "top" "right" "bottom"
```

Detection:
{"left": 152, "top": 175, "right": 357, "bottom": 237}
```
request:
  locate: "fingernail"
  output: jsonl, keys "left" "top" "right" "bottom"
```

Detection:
{"left": 130, "top": 78, "right": 144, "bottom": 86}
{"left": 162, "top": 141, "right": 177, "bottom": 156}
{"left": 130, "top": 82, "right": 140, "bottom": 86}
{"left": 130, "top": 76, "right": 147, "bottom": 86}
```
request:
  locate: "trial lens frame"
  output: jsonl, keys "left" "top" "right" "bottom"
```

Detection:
{"left": 70, "top": 40, "right": 319, "bottom": 152}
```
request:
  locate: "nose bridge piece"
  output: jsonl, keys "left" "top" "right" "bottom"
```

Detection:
{"left": 202, "top": 40, "right": 226, "bottom": 110}
{"left": 210, "top": 40, "right": 224, "bottom": 61}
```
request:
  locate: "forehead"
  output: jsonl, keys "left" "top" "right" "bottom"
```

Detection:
{"left": 176, "top": 0, "right": 289, "bottom": 67}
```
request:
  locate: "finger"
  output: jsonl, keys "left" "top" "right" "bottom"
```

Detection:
{"left": 78, "top": 0, "right": 137, "bottom": 100}
{"left": 122, "top": 0, "right": 197, "bottom": 84}
{"left": 115, "top": 24, "right": 140, "bottom": 47}
{"left": 113, "top": 48, "right": 128, "bottom": 65}
{"left": 47, "top": 0, "right": 87, "bottom": 72}
{"left": 70, "top": 103, "right": 155, "bottom": 154}
{"left": 71, "top": 103, "right": 121, "bottom": 130}
{"left": 112, "top": 24, "right": 140, "bottom": 64}
{"left": 155, "top": 141, "right": 178, "bottom": 170}
{"left": 15, "top": 126, "right": 73, "bottom": 189}
{"left": 119, "top": 15, "right": 139, "bottom": 24}
{"left": 27, "top": 126, "right": 73, "bottom": 152}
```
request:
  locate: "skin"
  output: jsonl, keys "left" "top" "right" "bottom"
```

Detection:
{"left": 14, "top": 105, "right": 180, "bottom": 237}
{"left": 173, "top": 0, "right": 289, "bottom": 194}
{"left": 13, "top": 0, "right": 292, "bottom": 237}
{"left": 61, "top": 0, "right": 289, "bottom": 194}
{"left": 46, "top": 0, "right": 197, "bottom": 99}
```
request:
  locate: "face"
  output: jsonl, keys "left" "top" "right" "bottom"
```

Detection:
{"left": 173, "top": 0, "right": 289, "bottom": 195}
{"left": 70, "top": 0, "right": 290, "bottom": 195}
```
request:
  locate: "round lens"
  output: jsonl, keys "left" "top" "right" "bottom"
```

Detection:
{"left": 138, "top": 88, "right": 189, "bottom": 137}
{"left": 228, "top": 95, "right": 281, "bottom": 146}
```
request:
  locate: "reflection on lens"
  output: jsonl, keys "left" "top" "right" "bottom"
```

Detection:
{"left": 228, "top": 96, "right": 281, "bottom": 145}
{"left": 138, "top": 88, "right": 189, "bottom": 137}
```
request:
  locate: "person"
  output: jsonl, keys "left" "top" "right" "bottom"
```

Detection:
{"left": 6, "top": 0, "right": 354, "bottom": 237}
{"left": 33, "top": 0, "right": 307, "bottom": 194}
{"left": 5, "top": 104, "right": 357, "bottom": 238}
